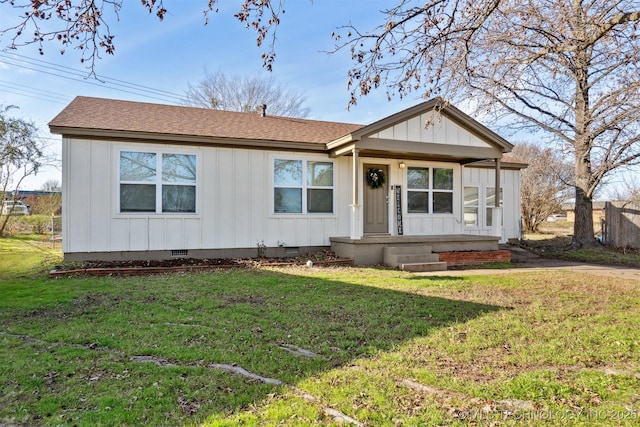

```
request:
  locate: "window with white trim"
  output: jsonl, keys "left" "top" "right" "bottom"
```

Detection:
{"left": 464, "top": 186, "right": 479, "bottom": 227}
{"left": 407, "top": 167, "right": 454, "bottom": 214}
{"left": 273, "top": 159, "right": 334, "bottom": 214}
{"left": 119, "top": 151, "right": 197, "bottom": 213}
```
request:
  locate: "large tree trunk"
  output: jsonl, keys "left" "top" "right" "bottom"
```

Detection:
{"left": 571, "top": 7, "right": 597, "bottom": 249}
{"left": 572, "top": 186, "right": 596, "bottom": 248}
{"left": 572, "top": 141, "right": 597, "bottom": 248}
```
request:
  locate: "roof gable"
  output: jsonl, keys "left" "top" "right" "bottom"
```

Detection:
{"left": 367, "top": 111, "right": 494, "bottom": 149}
{"left": 332, "top": 98, "right": 513, "bottom": 152}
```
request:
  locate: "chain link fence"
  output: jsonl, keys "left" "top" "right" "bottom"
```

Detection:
{"left": 50, "top": 215, "right": 62, "bottom": 248}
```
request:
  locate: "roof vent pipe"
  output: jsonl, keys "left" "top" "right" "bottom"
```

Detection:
{"left": 260, "top": 104, "right": 267, "bottom": 117}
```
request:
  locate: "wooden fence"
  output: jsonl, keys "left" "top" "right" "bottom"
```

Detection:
{"left": 602, "top": 201, "right": 640, "bottom": 248}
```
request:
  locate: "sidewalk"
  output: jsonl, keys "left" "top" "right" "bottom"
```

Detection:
{"left": 417, "top": 245, "right": 640, "bottom": 280}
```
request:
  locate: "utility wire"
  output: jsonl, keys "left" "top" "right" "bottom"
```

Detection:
{"left": 0, "top": 79, "right": 71, "bottom": 104}
{"left": 0, "top": 56, "right": 180, "bottom": 104}
{"left": 0, "top": 52, "right": 185, "bottom": 104}
{"left": 0, "top": 87, "right": 70, "bottom": 105}
{"left": 0, "top": 51, "right": 184, "bottom": 98}
{"left": 4, "top": 51, "right": 183, "bottom": 99}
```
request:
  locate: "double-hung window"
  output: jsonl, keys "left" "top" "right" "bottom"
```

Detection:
{"left": 119, "top": 151, "right": 197, "bottom": 213}
{"left": 273, "top": 159, "right": 334, "bottom": 214}
{"left": 407, "top": 167, "right": 454, "bottom": 214}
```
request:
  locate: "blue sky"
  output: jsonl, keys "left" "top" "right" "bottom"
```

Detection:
{"left": 1, "top": 0, "right": 423, "bottom": 190}
{"left": 1, "top": 1, "right": 632, "bottom": 198}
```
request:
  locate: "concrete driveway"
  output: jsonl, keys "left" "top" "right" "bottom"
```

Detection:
{"left": 418, "top": 246, "right": 640, "bottom": 281}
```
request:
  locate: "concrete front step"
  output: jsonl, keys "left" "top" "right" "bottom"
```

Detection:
{"left": 385, "top": 253, "right": 441, "bottom": 266}
{"left": 383, "top": 245, "right": 433, "bottom": 256}
{"left": 400, "top": 262, "right": 449, "bottom": 272}
{"left": 383, "top": 245, "right": 446, "bottom": 271}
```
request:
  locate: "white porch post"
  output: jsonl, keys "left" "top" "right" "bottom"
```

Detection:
{"left": 493, "top": 157, "right": 503, "bottom": 238}
{"left": 350, "top": 148, "right": 361, "bottom": 239}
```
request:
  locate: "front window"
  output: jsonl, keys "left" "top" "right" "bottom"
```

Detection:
{"left": 274, "top": 159, "right": 333, "bottom": 214}
{"left": 120, "top": 151, "right": 196, "bottom": 213}
{"left": 407, "top": 167, "right": 454, "bottom": 214}
{"left": 407, "top": 167, "right": 429, "bottom": 213}
{"left": 464, "top": 186, "right": 479, "bottom": 227}
{"left": 307, "top": 161, "right": 334, "bottom": 213}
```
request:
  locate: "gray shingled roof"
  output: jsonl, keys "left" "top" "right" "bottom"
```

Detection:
{"left": 49, "top": 96, "right": 364, "bottom": 144}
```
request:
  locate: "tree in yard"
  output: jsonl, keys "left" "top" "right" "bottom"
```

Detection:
{"left": 511, "top": 142, "right": 572, "bottom": 233}
{"left": 183, "top": 70, "right": 310, "bottom": 118}
{"left": 330, "top": 1, "right": 640, "bottom": 248}
{"left": 3, "top": 0, "right": 640, "bottom": 247}
{"left": 40, "top": 179, "right": 60, "bottom": 192}
{"left": 28, "top": 179, "right": 62, "bottom": 216}
{"left": 0, "top": 105, "right": 44, "bottom": 236}
{"left": 0, "top": 0, "right": 286, "bottom": 72}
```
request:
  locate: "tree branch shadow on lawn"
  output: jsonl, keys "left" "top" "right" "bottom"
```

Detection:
{"left": 1, "top": 268, "right": 503, "bottom": 425}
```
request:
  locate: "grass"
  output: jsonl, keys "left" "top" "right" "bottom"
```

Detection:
{"left": 0, "top": 234, "right": 62, "bottom": 279}
{"left": 1, "top": 236, "right": 639, "bottom": 425}
{"left": 521, "top": 221, "right": 640, "bottom": 267}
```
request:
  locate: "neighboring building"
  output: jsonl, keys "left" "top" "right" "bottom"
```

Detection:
{"left": 6, "top": 190, "right": 62, "bottom": 215}
{"left": 1, "top": 200, "right": 30, "bottom": 215}
{"left": 49, "top": 96, "right": 525, "bottom": 265}
{"left": 562, "top": 201, "right": 607, "bottom": 225}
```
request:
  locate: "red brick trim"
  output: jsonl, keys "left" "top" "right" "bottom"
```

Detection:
{"left": 437, "top": 250, "right": 511, "bottom": 267}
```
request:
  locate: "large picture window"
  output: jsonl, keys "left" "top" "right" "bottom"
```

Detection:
{"left": 274, "top": 159, "right": 333, "bottom": 214}
{"left": 407, "top": 167, "right": 454, "bottom": 214}
{"left": 120, "top": 151, "right": 196, "bottom": 213}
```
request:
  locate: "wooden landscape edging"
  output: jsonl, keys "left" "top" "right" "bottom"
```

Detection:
{"left": 49, "top": 264, "right": 238, "bottom": 277}
{"left": 49, "top": 258, "right": 354, "bottom": 278}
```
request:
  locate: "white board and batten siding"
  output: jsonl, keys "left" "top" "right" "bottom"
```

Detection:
{"left": 62, "top": 141, "right": 519, "bottom": 255}
{"left": 368, "top": 111, "right": 490, "bottom": 148}
{"left": 62, "top": 138, "right": 351, "bottom": 254}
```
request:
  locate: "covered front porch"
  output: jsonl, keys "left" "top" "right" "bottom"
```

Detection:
{"left": 330, "top": 234, "right": 509, "bottom": 267}
{"left": 327, "top": 99, "right": 511, "bottom": 245}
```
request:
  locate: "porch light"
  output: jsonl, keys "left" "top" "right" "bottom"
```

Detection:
{"left": 399, "top": 161, "right": 406, "bottom": 169}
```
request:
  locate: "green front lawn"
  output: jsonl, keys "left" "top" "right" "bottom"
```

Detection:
{"left": 0, "top": 237, "right": 639, "bottom": 426}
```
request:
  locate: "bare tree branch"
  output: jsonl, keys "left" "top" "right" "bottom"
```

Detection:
{"left": 511, "top": 142, "right": 572, "bottom": 233}
{"left": 182, "top": 69, "right": 309, "bottom": 118}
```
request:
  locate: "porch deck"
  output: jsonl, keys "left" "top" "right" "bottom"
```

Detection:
{"left": 330, "top": 234, "right": 501, "bottom": 266}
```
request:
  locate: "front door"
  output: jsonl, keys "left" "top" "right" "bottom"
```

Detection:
{"left": 363, "top": 164, "right": 389, "bottom": 234}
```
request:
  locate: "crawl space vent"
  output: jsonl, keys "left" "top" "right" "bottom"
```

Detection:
{"left": 171, "top": 249, "right": 188, "bottom": 258}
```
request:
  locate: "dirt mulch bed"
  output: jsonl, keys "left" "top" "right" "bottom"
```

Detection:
{"left": 49, "top": 250, "right": 353, "bottom": 277}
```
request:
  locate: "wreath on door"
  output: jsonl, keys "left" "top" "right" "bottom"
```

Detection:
{"left": 366, "top": 168, "right": 386, "bottom": 189}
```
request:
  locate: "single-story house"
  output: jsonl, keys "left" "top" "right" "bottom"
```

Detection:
{"left": 49, "top": 96, "right": 525, "bottom": 267}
